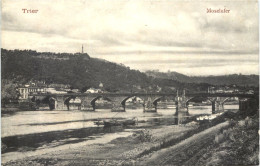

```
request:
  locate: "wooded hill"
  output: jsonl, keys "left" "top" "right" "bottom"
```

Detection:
{"left": 3, "top": 49, "right": 208, "bottom": 93}
{"left": 145, "top": 70, "right": 259, "bottom": 87}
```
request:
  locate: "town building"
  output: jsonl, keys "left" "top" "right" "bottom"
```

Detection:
{"left": 28, "top": 86, "right": 47, "bottom": 94}
{"left": 85, "top": 88, "right": 102, "bottom": 93}
{"left": 45, "top": 88, "right": 67, "bottom": 94}
{"left": 208, "top": 86, "right": 239, "bottom": 94}
{"left": 18, "top": 87, "right": 29, "bottom": 100}
{"left": 18, "top": 85, "right": 47, "bottom": 100}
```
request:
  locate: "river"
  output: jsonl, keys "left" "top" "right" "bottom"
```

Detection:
{"left": 1, "top": 104, "right": 238, "bottom": 163}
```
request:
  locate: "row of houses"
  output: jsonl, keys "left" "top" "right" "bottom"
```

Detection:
{"left": 208, "top": 86, "right": 254, "bottom": 94}
{"left": 18, "top": 85, "right": 104, "bottom": 100}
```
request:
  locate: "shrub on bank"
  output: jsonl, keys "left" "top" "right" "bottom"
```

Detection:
{"left": 212, "top": 115, "right": 259, "bottom": 165}
{"left": 135, "top": 129, "right": 153, "bottom": 142}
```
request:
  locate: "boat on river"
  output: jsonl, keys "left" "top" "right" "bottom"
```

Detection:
{"left": 94, "top": 118, "right": 137, "bottom": 127}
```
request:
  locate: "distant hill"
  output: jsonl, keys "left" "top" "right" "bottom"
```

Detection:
{"left": 145, "top": 70, "right": 259, "bottom": 87}
{"left": 5, "top": 49, "right": 207, "bottom": 93}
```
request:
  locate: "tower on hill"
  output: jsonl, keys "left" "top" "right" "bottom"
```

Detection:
{"left": 75, "top": 45, "right": 90, "bottom": 60}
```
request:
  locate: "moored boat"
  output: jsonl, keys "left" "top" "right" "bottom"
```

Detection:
{"left": 102, "top": 118, "right": 137, "bottom": 127}
{"left": 103, "top": 119, "right": 121, "bottom": 126}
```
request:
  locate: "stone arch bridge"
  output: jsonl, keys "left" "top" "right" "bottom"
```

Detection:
{"left": 31, "top": 91, "right": 258, "bottom": 114}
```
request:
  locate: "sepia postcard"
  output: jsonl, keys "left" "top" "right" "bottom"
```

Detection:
{"left": 1, "top": 0, "right": 259, "bottom": 165}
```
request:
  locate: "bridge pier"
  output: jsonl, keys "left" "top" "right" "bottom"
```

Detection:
{"left": 212, "top": 100, "right": 216, "bottom": 114}
{"left": 105, "top": 96, "right": 131, "bottom": 112}
{"left": 175, "top": 104, "right": 189, "bottom": 115}
{"left": 175, "top": 90, "right": 189, "bottom": 115}
{"left": 143, "top": 96, "right": 162, "bottom": 113}
{"left": 143, "top": 102, "right": 157, "bottom": 112}
{"left": 208, "top": 97, "right": 228, "bottom": 114}
{"left": 55, "top": 96, "right": 67, "bottom": 110}
{"left": 207, "top": 98, "right": 217, "bottom": 114}
{"left": 80, "top": 96, "right": 97, "bottom": 111}
{"left": 216, "top": 101, "right": 224, "bottom": 113}
{"left": 238, "top": 98, "right": 258, "bottom": 114}
{"left": 239, "top": 99, "right": 249, "bottom": 111}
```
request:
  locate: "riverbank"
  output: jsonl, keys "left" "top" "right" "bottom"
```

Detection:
{"left": 139, "top": 109, "right": 259, "bottom": 166}
{"left": 195, "top": 113, "right": 259, "bottom": 166}
{"left": 3, "top": 108, "right": 252, "bottom": 166}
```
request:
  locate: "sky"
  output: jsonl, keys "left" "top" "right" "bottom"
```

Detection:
{"left": 1, "top": 0, "right": 259, "bottom": 76}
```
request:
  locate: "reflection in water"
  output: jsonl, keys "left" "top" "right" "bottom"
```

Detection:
{"left": 174, "top": 111, "right": 190, "bottom": 125}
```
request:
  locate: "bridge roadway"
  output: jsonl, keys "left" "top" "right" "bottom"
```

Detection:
{"left": 31, "top": 92, "right": 258, "bottom": 114}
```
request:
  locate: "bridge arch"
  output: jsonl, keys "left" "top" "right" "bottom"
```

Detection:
{"left": 153, "top": 96, "right": 163, "bottom": 105}
{"left": 185, "top": 97, "right": 195, "bottom": 105}
{"left": 64, "top": 96, "right": 73, "bottom": 105}
{"left": 88, "top": 96, "right": 114, "bottom": 111}
{"left": 222, "top": 97, "right": 231, "bottom": 103}
{"left": 121, "top": 95, "right": 143, "bottom": 106}
{"left": 64, "top": 96, "right": 81, "bottom": 110}
{"left": 220, "top": 97, "right": 240, "bottom": 110}
{"left": 185, "top": 96, "right": 209, "bottom": 106}
{"left": 31, "top": 95, "right": 55, "bottom": 110}
{"left": 119, "top": 96, "right": 146, "bottom": 111}
{"left": 90, "top": 96, "right": 103, "bottom": 106}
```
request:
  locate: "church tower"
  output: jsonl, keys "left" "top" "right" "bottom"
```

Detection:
{"left": 82, "top": 45, "right": 84, "bottom": 53}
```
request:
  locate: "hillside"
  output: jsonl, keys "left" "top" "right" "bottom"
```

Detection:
{"left": 4, "top": 49, "right": 208, "bottom": 93}
{"left": 145, "top": 70, "right": 259, "bottom": 87}
{"left": 1, "top": 49, "right": 150, "bottom": 92}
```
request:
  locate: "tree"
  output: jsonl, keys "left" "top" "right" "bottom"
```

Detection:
{"left": 1, "top": 80, "right": 19, "bottom": 107}
{"left": 80, "top": 86, "right": 90, "bottom": 93}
